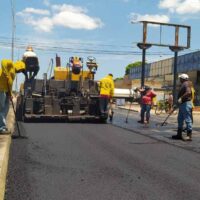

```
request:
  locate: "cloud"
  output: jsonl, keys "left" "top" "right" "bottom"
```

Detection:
{"left": 18, "top": 7, "right": 50, "bottom": 15}
{"left": 130, "top": 13, "right": 170, "bottom": 24}
{"left": 159, "top": 0, "right": 200, "bottom": 14}
{"left": 30, "top": 17, "right": 54, "bottom": 32}
{"left": 159, "top": 0, "right": 181, "bottom": 12}
{"left": 52, "top": 4, "right": 103, "bottom": 30}
{"left": 43, "top": 0, "right": 50, "bottom": 7}
{"left": 17, "top": 4, "right": 103, "bottom": 32}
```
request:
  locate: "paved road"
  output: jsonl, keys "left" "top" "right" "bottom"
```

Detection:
{"left": 5, "top": 122, "right": 200, "bottom": 200}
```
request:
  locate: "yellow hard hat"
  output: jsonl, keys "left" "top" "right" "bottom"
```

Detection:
{"left": 26, "top": 46, "right": 34, "bottom": 51}
{"left": 14, "top": 61, "right": 25, "bottom": 72}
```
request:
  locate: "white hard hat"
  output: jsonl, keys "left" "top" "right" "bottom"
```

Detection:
{"left": 26, "top": 46, "right": 34, "bottom": 51}
{"left": 179, "top": 73, "right": 189, "bottom": 80}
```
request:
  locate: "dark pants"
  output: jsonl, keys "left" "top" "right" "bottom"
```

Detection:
{"left": 141, "top": 104, "right": 151, "bottom": 122}
{"left": 99, "top": 97, "right": 109, "bottom": 115}
{"left": 24, "top": 66, "right": 40, "bottom": 80}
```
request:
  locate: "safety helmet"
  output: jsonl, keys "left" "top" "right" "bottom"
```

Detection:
{"left": 14, "top": 61, "right": 25, "bottom": 73}
{"left": 26, "top": 46, "right": 34, "bottom": 52}
{"left": 179, "top": 73, "right": 189, "bottom": 80}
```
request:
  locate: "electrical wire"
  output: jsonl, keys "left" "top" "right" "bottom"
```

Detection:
{"left": 0, "top": 35, "right": 199, "bottom": 56}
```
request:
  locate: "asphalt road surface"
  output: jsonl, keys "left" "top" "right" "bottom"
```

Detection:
{"left": 5, "top": 122, "right": 200, "bottom": 200}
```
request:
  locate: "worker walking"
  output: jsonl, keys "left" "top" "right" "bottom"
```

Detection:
{"left": 0, "top": 59, "right": 25, "bottom": 134}
{"left": 22, "top": 46, "right": 39, "bottom": 81}
{"left": 172, "top": 74, "right": 193, "bottom": 141}
{"left": 99, "top": 73, "right": 114, "bottom": 118}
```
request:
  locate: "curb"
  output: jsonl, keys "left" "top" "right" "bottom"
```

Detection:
{"left": 0, "top": 106, "right": 15, "bottom": 200}
{"left": 0, "top": 135, "right": 11, "bottom": 200}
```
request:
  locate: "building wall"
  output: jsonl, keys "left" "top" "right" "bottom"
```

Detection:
{"left": 129, "top": 51, "right": 200, "bottom": 105}
{"left": 114, "top": 75, "right": 132, "bottom": 89}
{"left": 130, "top": 51, "right": 200, "bottom": 80}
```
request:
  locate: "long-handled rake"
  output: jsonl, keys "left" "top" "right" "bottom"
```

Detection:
{"left": 6, "top": 80, "right": 27, "bottom": 139}
{"left": 9, "top": 96, "right": 27, "bottom": 139}
{"left": 157, "top": 105, "right": 178, "bottom": 127}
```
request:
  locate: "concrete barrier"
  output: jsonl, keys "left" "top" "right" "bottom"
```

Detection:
{"left": 0, "top": 106, "right": 15, "bottom": 200}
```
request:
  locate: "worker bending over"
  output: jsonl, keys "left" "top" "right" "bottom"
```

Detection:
{"left": 0, "top": 59, "right": 25, "bottom": 134}
{"left": 22, "top": 46, "right": 39, "bottom": 81}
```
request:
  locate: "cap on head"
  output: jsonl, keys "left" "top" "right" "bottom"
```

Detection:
{"left": 108, "top": 73, "right": 113, "bottom": 77}
{"left": 26, "top": 46, "right": 34, "bottom": 52}
{"left": 144, "top": 85, "right": 151, "bottom": 91}
{"left": 179, "top": 73, "right": 189, "bottom": 80}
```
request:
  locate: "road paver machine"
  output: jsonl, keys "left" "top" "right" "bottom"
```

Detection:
{"left": 16, "top": 56, "right": 106, "bottom": 122}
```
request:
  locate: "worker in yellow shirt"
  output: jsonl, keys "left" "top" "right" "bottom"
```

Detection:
{"left": 99, "top": 74, "right": 114, "bottom": 119}
{"left": 0, "top": 59, "right": 25, "bottom": 134}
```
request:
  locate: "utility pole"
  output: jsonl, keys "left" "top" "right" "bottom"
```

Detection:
{"left": 137, "top": 22, "right": 151, "bottom": 88}
{"left": 10, "top": 0, "right": 15, "bottom": 61}
{"left": 10, "top": 0, "right": 18, "bottom": 91}
{"left": 169, "top": 26, "right": 187, "bottom": 105}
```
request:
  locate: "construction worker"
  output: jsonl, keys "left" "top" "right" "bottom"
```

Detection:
{"left": 172, "top": 74, "right": 193, "bottom": 141}
{"left": 137, "top": 86, "right": 156, "bottom": 124}
{"left": 99, "top": 73, "right": 114, "bottom": 118}
{"left": 0, "top": 59, "right": 25, "bottom": 134}
{"left": 22, "top": 46, "right": 39, "bottom": 80}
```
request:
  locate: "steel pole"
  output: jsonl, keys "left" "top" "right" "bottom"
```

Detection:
{"left": 173, "top": 51, "right": 178, "bottom": 105}
{"left": 141, "top": 48, "right": 146, "bottom": 88}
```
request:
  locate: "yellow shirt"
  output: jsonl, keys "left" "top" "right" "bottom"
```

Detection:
{"left": 0, "top": 60, "right": 16, "bottom": 93}
{"left": 99, "top": 75, "right": 114, "bottom": 97}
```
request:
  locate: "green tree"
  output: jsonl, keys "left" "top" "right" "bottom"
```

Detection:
{"left": 125, "top": 61, "right": 142, "bottom": 75}
{"left": 114, "top": 77, "right": 123, "bottom": 81}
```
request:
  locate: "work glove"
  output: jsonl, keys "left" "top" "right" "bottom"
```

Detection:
{"left": 178, "top": 98, "right": 182, "bottom": 104}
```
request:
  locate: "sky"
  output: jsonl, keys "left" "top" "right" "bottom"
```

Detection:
{"left": 0, "top": 0, "right": 200, "bottom": 87}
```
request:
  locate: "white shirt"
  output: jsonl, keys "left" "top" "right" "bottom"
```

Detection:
{"left": 23, "top": 51, "right": 37, "bottom": 60}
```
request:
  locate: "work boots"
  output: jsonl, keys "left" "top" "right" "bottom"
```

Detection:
{"left": 182, "top": 130, "right": 192, "bottom": 141}
{"left": 172, "top": 128, "right": 182, "bottom": 140}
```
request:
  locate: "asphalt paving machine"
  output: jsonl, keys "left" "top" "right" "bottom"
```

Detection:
{"left": 16, "top": 56, "right": 106, "bottom": 122}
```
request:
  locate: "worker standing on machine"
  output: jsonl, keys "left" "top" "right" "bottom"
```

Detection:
{"left": 0, "top": 59, "right": 25, "bottom": 134}
{"left": 99, "top": 73, "right": 114, "bottom": 118}
{"left": 22, "top": 46, "right": 40, "bottom": 81}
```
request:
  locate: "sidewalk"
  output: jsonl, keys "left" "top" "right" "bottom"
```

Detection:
{"left": 0, "top": 106, "right": 15, "bottom": 200}
{"left": 112, "top": 103, "right": 200, "bottom": 153}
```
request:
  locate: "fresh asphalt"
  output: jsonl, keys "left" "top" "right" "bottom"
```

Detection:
{"left": 5, "top": 121, "right": 200, "bottom": 200}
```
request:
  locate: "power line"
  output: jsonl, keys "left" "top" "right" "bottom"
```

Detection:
{"left": 0, "top": 35, "right": 135, "bottom": 49}
{"left": 0, "top": 35, "right": 198, "bottom": 57}
{"left": 0, "top": 41, "right": 174, "bottom": 56}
